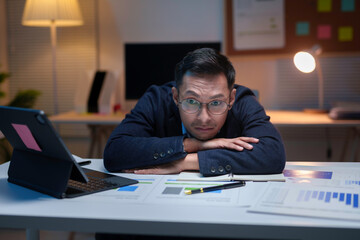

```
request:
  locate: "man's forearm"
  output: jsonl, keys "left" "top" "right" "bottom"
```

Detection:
{"left": 183, "top": 138, "right": 202, "bottom": 153}
{"left": 183, "top": 136, "right": 259, "bottom": 153}
{"left": 104, "top": 135, "right": 187, "bottom": 172}
{"left": 182, "top": 153, "right": 200, "bottom": 171}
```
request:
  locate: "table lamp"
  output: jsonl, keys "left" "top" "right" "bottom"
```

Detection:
{"left": 22, "top": 0, "right": 83, "bottom": 115}
{"left": 293, "top": 44, "right": 327, "bottom": 113}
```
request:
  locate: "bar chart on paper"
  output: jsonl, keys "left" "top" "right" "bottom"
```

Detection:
{"left": 249, "top": 183, "right": 360, "bottom": 221}
{"left": 345, "top": 180, "right": 360, "bottom": 186}
{"left": 297, "top": 190, "right": 358, "bottom": 209}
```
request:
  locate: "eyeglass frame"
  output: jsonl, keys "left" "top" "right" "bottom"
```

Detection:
{"left": 177, "top": 98, "right": 231, "bottom": 115}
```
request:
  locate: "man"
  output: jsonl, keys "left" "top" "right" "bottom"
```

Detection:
{"left": 104, "top": 48, "right": 285, "bottom": 176}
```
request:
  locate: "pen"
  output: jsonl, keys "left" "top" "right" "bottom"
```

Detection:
{"left": 78, "top": 160, "right": 91, "bottom": 166}
{"left": 184, "top": 181, "right": 246, "bottom": 195}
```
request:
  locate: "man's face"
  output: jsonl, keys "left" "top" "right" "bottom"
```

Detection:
{"left": 172, "top": 73, "right": 236, "bottom": 141}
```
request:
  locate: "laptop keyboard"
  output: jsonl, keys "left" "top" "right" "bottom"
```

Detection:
{"left": 67, "top": 176, "right": 118, "bottom": 192}
{"left": 64, "top": 168, "right": 138, "bottom": 198}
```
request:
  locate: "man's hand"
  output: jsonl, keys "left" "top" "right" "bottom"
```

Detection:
{"left": 202, "top": 137, "right": 259, "bottom": 151}
{"left": 184, "top": 137, "right": 259, "bottom": 153}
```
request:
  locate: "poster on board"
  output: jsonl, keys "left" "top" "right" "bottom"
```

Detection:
{"left": 227, "top": 0, "right": 360, "bottom": 56}
{"left": 232, "top": 0, "right": 285, "bottom": 50}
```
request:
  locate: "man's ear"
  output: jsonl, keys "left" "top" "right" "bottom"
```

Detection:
{"left": 229, "top": 88, "right": 236, "bottom": 109}
{"left": 171, "top": 87, "right": 179, "bottom": 106}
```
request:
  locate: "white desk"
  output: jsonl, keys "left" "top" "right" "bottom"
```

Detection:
{"left": 1, "top": 161, "right": 360, "bottom": 240}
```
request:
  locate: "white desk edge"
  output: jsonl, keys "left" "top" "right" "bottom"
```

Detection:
{"left": 0, "top": 161, "right": 360, "bottom": 240}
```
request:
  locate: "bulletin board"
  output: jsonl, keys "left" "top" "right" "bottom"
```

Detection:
{"left": 226, "top": 0, "right": 360, "bottom": 56}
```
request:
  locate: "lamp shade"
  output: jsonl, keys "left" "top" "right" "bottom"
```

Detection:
{"left": 22, "top": 0, "right": 83, "bottom": 27}
{"left": 293, "top": 45, "right": 322, "bottom": 73}
{"left": 293, "top": 51, "right": 316, "bottom": 73}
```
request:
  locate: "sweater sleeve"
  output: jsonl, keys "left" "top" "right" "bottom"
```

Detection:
{"left": 103, "top": 85, "right": 187, "bottom": 172}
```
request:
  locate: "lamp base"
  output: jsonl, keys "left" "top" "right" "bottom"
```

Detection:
{"left": 303, "top": 108, "right": 329, "bottom": 114}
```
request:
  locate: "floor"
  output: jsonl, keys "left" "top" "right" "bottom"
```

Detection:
{"left": 0, "top": 229, "right": 95, "bottom": 240}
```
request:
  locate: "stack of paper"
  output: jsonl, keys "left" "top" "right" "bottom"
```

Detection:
{"left": 177, "top": 172, "right": 285, "bottom": 182}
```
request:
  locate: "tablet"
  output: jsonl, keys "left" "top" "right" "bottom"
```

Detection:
{"left": 0, "top": 106, "right": 137, "bottom": 198}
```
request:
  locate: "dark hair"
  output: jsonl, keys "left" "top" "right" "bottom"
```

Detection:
{"left": 175, "top": 48, "right": 235, "bottom": 89}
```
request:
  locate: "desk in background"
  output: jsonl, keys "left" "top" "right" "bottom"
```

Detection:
{"left": 267, "top": 110, "right": 360, "bottom": 162}
{"left": 50, "top": 111, "right": 127, "bottom": 158}
{"left": 267, "top": 110, "right": 360, "bottom": 127}
{"left": 1, "top": 160, "right": 360, "bottom": 240}
{"left": 50, "top": 110, "right": 360, "bottom": 160}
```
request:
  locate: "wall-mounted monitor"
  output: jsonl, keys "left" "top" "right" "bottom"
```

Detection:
{"left": 125, "top": 42, "right": 221, "bottom": 100}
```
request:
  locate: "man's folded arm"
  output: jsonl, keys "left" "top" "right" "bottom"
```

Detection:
{"left": 104, "top": 135, "right": 187, "bottom": 172}
{"left": 195, "top": 91, "right": 286, "bottom": 176}
{"left": 197, "top": 136, "right": 286, "bottom": 176}
{"left": 181, "top": 133, "right": 285, "bottom": 176}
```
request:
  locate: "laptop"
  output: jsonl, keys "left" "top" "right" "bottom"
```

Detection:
{"left": 0, "top": 106, "right": 138, "bottom": 198}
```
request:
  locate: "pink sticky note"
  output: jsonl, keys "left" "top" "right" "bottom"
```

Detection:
{"left": 12, "top": 123, "right": 42, "bottom": 152}
{"left": 318, "top": 25, "right": 331, "bottom": 39}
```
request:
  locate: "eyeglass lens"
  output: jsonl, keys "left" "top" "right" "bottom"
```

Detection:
{"left": 181, "top": 99, "right": 228, "bottom": 114}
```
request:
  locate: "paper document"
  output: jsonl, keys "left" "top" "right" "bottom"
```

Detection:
{"left": 248, "top": 182, "right": 360, "bottom": 221}
{"left": 75, "top": 174, "right": 252, "bottom": 207}
{"left": 177, "top": 172, "right": 285, "bottom": 182}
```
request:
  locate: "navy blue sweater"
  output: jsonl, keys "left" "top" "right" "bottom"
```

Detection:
{"left": 104, "top": 82, "right": 285, "bottom": 176}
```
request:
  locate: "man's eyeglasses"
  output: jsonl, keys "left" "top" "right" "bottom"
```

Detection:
{"left": 178, "top": 99, "right": 230, "bottom": 115}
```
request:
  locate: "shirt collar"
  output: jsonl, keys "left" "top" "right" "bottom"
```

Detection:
{"left": 182, "top": 122, "right": 187, "bottom": 135}
{"left": 182, "top": 122, "right": 193, "bottom": 138}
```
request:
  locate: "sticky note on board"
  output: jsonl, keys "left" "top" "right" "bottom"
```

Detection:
{"left": 11, "top": 123, "right": 42, "bottom": 152}
{"left": 338, "top": 26, "right": 353, "bottom": 41}
{"left": 296, "top": 22, "right": 310, "bottom": 36}
{"left": 341, "top": 0, "right": 355, "bottom": 12}
{"left": 318, "top": 25, "right": 331, "bottom": 39}
{"left": 318, "top": 0, "right": 332, "bottom": 12}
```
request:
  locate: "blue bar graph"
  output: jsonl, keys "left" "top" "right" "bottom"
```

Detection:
{"left": 354, "top": 194, "right": 359, "bottom": 208}
{"left": 340, "top": 193, "right": 345, "bottom": 202}
{"left": 345, "top": 180, "right": 360, "bottom": 186}
{"left": 304, "top": 190, "right": 311, "bottom": 201}
{"left": 297, "top": 190, "right": 305, "bottom": 201}
{"left": 346, "top": 193, "right": 352, "bottom": 205}
{"left": 325, "top": 192, "right": 331, "bottom": 203}
{"left": 297, "top": 190, "right": 359, "bottom": 208}
{"left": 312, "top": 191, "right": 318, "bottom": 199}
